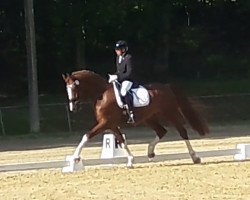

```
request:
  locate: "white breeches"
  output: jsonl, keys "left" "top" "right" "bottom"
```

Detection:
{"left": 120, "top": 81, "right": 133, "bottom": 96}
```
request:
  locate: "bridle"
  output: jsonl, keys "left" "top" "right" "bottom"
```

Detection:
{"left": 66, "top": 80, "right": 80, "bottom": 104}
{"left": 69, "top": 97, "right": 79, "bottom": 104}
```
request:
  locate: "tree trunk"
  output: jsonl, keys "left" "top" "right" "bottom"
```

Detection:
{"left": 24, "top": 0, "right": 40, "bottom": 133}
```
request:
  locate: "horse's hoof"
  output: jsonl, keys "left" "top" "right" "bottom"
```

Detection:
{"left": 127, "top": 156, "right": 134, "bottom": 168}
{"left": 74, "top": 157, "right": 81, "bottom": 163}
{"left": 127, "top": 164, "right": 134, "bottom": 169}
{"left": 193, "top": 157, "right": 201, "bottom": 164}
{"left": 148, "top": 152, "right": 155, "bottom": 161}
{"left": 148, "top": 157, "right": 154, "bottom": 162}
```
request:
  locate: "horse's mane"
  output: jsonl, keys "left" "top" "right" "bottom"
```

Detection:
{"left": 71, "top": 70, "right": 105, "bottom": 81}
{"left": 72, "top": 70, "right": 96, "bottom": 77}
{"left": 71, "top": 70, "right": 108, "bottom": 89}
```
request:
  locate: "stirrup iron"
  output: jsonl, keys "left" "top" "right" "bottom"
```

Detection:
{"left": 123, "top": 104, "right": 135, "bottom": 124}
{"left": 127, "top": 113, "right": 135, "bottom": 124}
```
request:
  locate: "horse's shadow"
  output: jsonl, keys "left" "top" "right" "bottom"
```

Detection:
{"left": 134, "top": 158, "right": 250, "bottom": 169}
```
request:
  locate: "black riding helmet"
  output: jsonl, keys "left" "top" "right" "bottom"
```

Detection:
{"left": 115, "top": 40, "right": 128, "bottom": 51}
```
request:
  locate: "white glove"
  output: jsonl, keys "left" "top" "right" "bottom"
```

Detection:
{"left": 108, "top": 74, "right": 118, "bottom": 83}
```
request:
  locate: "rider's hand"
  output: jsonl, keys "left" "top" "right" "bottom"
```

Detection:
{"left": 108, "top": 74, "right": 118, "bottom": 83}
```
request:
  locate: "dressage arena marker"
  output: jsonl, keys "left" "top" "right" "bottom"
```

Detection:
{"left": 0, "top": 143, "right": 249, "bottom": 173}
{"left": 100, "top": 133, "right": 127, "bottom": 159}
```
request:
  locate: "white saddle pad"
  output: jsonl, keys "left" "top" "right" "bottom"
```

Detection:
{"left": 112, "top": 82, "right": 150, "bottom": 108}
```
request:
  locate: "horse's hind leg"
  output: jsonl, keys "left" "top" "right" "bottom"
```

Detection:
{"left": 173, "top": 119, "right": 201, "bottom": 164}
{"left": 144, "top": 119, "right": 167, "bottom": 161}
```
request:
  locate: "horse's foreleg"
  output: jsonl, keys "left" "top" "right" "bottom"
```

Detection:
{"left": 73, "top": 122, "right": 106, "bottom": 161}
{"left": 112, "top": 127, "right": 134, "bottom": 168}
{"left": 73, "top": 134, "right": 88, "bottom": 161}
{"left": 122, "top": 142, "right": 134, "bottom": 168}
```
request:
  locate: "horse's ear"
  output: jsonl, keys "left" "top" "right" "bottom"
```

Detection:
{"left": 62, "top": 74, "right": 66, "bottom": 80}
{"left": 62, "top": 73, "right": 71, "bottom": 80}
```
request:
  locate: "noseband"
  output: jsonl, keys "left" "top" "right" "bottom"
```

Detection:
{"left": 69, "top": 97, "right": 80, "bottom": 105}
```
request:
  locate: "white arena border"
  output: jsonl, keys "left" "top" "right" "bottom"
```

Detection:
{"left": 0, "top": 144, "right": 249, "bottom": 173}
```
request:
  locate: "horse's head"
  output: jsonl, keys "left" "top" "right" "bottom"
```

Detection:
{"left": 63, "top": 70, "right": 109, "bottom": 112}
{"left": 62, "top": 73, "right": 81, "bottom": 112}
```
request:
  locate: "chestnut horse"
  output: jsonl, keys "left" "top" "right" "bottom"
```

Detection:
{"left": 62, "top": 70, "right": 209, "bottom": 167}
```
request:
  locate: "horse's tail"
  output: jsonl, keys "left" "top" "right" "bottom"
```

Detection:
{"left": 170, "top": 84, "right": 209, "bottom": 136}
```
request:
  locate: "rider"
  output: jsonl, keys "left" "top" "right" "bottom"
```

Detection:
{"left": 108, "top": 40, "right": 136, "bottom": 123}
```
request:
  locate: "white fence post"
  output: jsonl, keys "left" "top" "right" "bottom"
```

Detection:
{"left": 0, "top": 109, "right": 6, "bottom": 136}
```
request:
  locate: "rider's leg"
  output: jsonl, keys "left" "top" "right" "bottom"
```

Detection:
{"left": 120, "top": 81, "right": 135, "bottom": 123}
{"left": 123, "top": 94, "right": 135, "bottom": 123}
{"left": 120, "top": 81, "right": 133, "bottom": 97}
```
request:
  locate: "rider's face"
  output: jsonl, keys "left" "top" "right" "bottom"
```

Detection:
{"left": 115, "top": 48, "right": 124, "bottom": 56}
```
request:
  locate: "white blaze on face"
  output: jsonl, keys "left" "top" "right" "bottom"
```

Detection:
{"left": 66, "top": 84, "right": 74, "bottom": 111}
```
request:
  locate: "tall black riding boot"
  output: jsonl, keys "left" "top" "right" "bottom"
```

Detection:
{"left": 123, "top": 94, "right": 135, "bottom": 124}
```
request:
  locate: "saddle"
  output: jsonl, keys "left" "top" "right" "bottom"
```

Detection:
{"left": 112, "top": 81, "right": 150, "bottom": 109}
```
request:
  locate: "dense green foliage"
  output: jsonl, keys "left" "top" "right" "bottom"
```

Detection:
{"left": 1, "top": 0, "right": 250, "bottom": 94}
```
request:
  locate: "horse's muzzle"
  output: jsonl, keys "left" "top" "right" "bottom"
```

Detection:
{"left": 69, "top": 99, "right": 80, "bottom": 112}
